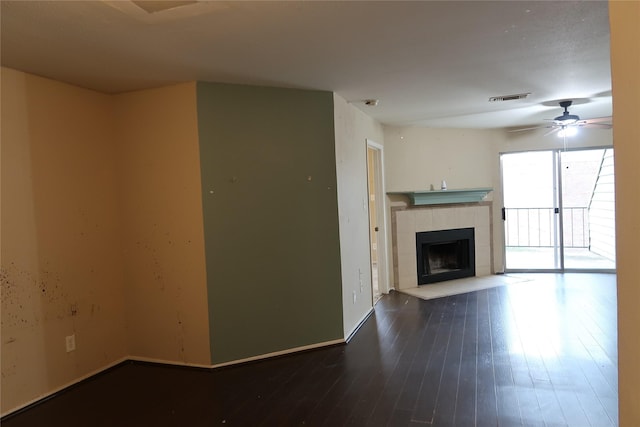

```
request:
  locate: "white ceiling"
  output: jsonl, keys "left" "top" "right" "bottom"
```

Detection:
{"left": 0, "top": 0, "right": 612, "bottom": 129}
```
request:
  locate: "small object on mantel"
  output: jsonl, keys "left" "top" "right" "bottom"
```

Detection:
{"left": 387, "top": 187, "right": 493, "bottom": 206}
{"left": 441, "top": 180, "right": 447, "bottom": 190}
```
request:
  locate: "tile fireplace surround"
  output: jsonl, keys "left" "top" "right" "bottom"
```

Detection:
{"left": 391, "top": 202, "right": 493, "bottom": 290}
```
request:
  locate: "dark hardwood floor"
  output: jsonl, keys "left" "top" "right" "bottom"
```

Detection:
{"left": 3, "top": 273, "right": 617, "bottom": 427}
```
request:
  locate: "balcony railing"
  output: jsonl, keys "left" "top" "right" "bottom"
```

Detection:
{"left": 504, "top": 207, "right": 589, "bottom": 248}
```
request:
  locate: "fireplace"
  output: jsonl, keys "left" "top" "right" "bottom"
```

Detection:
{"left": 416, "top": 227, "right": 475, "bottom": 285}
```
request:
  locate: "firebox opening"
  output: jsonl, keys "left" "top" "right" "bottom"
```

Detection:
{"left": 416, "top": 228, "right": 475, "bottom": 285}
{"left": 427, "top": 240, "right": 468, "bottom": 274}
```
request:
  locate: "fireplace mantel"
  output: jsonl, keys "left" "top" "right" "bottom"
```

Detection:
{"left": 387, "top": 188, "right": 493, "bottom": 206}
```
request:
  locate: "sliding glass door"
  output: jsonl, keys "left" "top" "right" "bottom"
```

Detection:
{"left": 502, "top": 150, "right": 561, "bottom": 269}
{"left": 501, "top": 148, "right": 616, "bottom": 271}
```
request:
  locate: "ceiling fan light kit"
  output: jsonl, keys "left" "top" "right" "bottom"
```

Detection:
{"left": 557, "top": 126, "right": 578, "bottom": 138}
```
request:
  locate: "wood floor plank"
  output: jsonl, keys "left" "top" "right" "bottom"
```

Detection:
{"left": 410, "top": 297, "right": 456, "bottom": 424}
{"left": 431, "top": 294, "right": 468, "bottom": 426}
{"left": 392, "top": 302, "right": 440, "bottom": 413}
{"left": 488, "top": 286, "right": 524, "bottom": 427}
{"left": 474, "top": 290, "right": 500, "bottom": 427}
{"left": 497, "top": 284, "right": 546, "bottom": 426}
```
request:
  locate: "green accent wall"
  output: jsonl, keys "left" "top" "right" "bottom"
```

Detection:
{"left": 196, "top": 82, "right": 344, "bottom": 364}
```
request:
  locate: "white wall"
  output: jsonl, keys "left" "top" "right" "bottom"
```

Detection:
{"left": 333, "top": 94, "right": 385, "bottom": 338}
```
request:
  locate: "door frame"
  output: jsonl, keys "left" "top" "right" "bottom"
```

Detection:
{"left": 366, "top": 139, "right": 390, "bottom": 297}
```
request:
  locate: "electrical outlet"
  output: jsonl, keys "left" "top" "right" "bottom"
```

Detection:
{"left": 65, "top": 334, "right": 76, "bottom": 352}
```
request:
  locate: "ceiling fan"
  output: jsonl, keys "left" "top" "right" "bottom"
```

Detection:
{"left": 511, "top": 100, "right": 612, "bottom": 136}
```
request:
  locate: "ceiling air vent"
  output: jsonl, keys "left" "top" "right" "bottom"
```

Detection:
{"left": 488, "top": 92, "right": 531, "bottom": 102}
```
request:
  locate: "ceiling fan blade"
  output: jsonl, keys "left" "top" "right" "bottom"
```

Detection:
{"left": 581, "top": 123, "right": 613, "bottom": 129}
{"left": 507, "top": 125, "right": 550, "bottom": 133}
{"left": 584, "top": 116, "right": 613, "bottom": 124}
{"left": 544, "top": 127, "right": 561, "bottom": 137}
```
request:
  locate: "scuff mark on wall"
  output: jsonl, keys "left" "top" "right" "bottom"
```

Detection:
{"left": 1, "top": 265, "right": 41, "bottom": 329}
{"left": 39, "top": 268, "right": 70, "bottom": 321}
{"left": 0, "top": 263, "right": 85, "bottom": 329}
{"left": 177, "top": 311, "right": 186, "bottom": 359}
{"left": 135, "top": 238, "right": 165, "bottom": 291}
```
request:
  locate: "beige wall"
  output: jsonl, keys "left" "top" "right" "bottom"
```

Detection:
{"left": 383, "top": 126, "right": 499, "bottom": 192}
{"left": 333, "top": 94, "right": 385, "bottom": 337}
{"left": 1, "top": 68, "right": 128, "bottom": 414}
{"left": 114, "top": 83, "right": 211, "bottom": 366}
{"left": 1, "top": 71, "right": 211, "bottom": 415}
{"left": 610, "top": 1, "right": 640, "bottom": 425}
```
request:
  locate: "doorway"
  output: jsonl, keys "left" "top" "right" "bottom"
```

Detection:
{"left": 501, "top": 147, "right": 616, "bottom": 272}
{"left": 366, "top": 140, "right": 388, "bottom": 302}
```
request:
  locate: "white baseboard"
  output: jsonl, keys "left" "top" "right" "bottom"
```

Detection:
{"left": 1, "top": 356, "right": 128, "bottom": 418}
{"left": 210, "top": 338, "right": 345, "bottom": 368}
{"left": 127, "top": 356, "right": 212, "bottom": 369}
{"left": 345, "top": 306, "right": 374, "bottom": 343}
